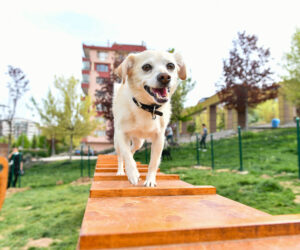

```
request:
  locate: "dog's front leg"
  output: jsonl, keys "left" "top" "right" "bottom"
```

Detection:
{"left": 115, "top": 131, "right": 140, "bottom": 185}
{"left": 144, "top": 134, "right": 164, "bottom": 187}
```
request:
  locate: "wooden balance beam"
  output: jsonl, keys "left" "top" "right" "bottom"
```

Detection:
{"left": 0, "top": 157, "right": 8, "bottom": 211}
{"left": 78, "top": 154, "right": 300, "bottom": 249}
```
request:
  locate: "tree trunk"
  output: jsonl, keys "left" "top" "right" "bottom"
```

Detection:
{"left": 8, "top": 121, "right": 12, "bottom": 155}
{"left": 69, "top": 134, "right": 73, "bottom": 161}
{"left": 176, "top": 121, "right": 180, "bottom": 142}
{"left": 296, "top": 106, "right": 300, "bottom": 118}
{"left": 237, "top": 110, "right": 246, "bottom": 128}
{"left": 51, "top": 136, "right": 55, "bottom": 156}
{"left": 245, "top": 102, "right": 248, "bottom": 130}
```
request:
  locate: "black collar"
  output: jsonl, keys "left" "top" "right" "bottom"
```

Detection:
{"left": 132, "top": 97, "right": 163, "bottom": 119}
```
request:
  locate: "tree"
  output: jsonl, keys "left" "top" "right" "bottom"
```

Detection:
{"left": 31, "top": 90, "right": 60, "bottom": 156}
{"left": 37, "top": 135, "right": 47, "bottom": 149}
{"left": 0, "top": 66, "right": 29, "bottom": 153}
{"left": 255, "top": 99, "right": 279, "bottom": 123}
{"left": 187, "top": 122, "right": 196, "bottom": 141}
{"left": 94, "top": 78, "right": 114, "bottom": 141}
{"left": 171, "top": 77, "right": 196, "bottom": 139}
{"left": 167, "top": 49, "right": 196, "bottom": 139}
{"left": 16, "top": 133, "right": 30, "bottom": 149}
{"left": 95, "top": 59, "right": 122, "bottom": 141}
{"left": 31, "top": 134, "right": 37, "bottom": 149}
{"left": 282, "top": 28, "right": 300, "bottom": 116}
{"left": 55, "top": 76, "right": 98, "bottom": 160}
{"left": 217, "top": 31, "right": 278, "bottom": 129}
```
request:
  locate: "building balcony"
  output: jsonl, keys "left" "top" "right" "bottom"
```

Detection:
{"left": 81, "top": 82, "right": 89, "bottom": 95}
{"left": 82, "top": 58, "right": 91, "bottom": 70}
{"left": 82, "top": 69, "right": 90, "bottom": 74}
{"left": 97, "top": 71, "right": 110, "bottom": 78}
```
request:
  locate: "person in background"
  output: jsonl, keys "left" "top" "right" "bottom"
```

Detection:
{"left": 7, "top": 147, "right": 23, "bottom": 188}
{"left": 200, "top": 124, "right": 208, "bottom": 152}
{"left": 165, "top": 125, "right": 174, "bottom": 144}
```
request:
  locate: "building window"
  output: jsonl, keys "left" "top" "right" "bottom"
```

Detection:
{"left": 96, "top": 64, "right": 109, "bottom": 72}
{"left": 96, "top": 103, "right": 103, "bottom": 112}
{"left": 94, "top": 130, "right": 106, "bottom": 137}
{"left": 82, "top": 74, "right": 89, "bottom": 83}
{"left": 82, "top": 61, "right": 90, "bottom": 70}
{"left": 98, "top": 52, "right": 108, "bottom": 61}
{"left": 96, "top": 77, "right": 106, "bottom": 84}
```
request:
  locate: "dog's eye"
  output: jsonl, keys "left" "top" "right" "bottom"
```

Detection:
{"left": 166, "top": 63, "right": 175, "bottom": 70}
{"left": 142, "top": 64, "right": 152, "bottom": 72}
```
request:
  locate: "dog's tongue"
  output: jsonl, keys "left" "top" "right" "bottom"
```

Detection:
{"left": 153, "top": 88, "right": 167, "bottom": 97}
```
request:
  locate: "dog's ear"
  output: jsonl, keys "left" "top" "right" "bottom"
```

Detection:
{"left": 116, "top": 54, "right": 135, "bottom": 84}
{"left": 174, "top": 53, "right": 186, "bottom": 80}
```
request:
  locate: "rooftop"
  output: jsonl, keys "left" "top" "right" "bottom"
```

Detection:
{"left": 83, "top": 42, "right": 147, "bottom": 57}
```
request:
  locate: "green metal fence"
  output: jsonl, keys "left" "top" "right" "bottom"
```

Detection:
{"left": 140, "top": 119, "right": 300, "bottom": 179}
{"left": 193, "top": 120, "right": 300, "bottom": 179}
{"left": 135, "top": 120, "right": 300, "bottom": 179}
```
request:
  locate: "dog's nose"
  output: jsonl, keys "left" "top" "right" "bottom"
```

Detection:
{"left": 157, "top": 73, "right": 171, "bottom": 86}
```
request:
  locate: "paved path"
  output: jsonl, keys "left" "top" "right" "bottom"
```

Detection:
{"left": 34, "top": 155, "right": 98, "bottom": 162}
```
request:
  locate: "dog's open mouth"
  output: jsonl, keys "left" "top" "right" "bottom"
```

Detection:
{"left": 144, "top": 85, "right": 170, "bottom": 103}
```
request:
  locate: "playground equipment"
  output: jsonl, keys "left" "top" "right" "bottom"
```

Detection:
{"left": 0, "top": 157, "right": 8, "bottom": 210}
{"left": 78, "top": 154, "right": 300, "bottom": 249}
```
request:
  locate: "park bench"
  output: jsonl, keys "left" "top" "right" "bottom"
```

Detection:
{"left": 78, "top": 154, "right": 300, "bottom": 249}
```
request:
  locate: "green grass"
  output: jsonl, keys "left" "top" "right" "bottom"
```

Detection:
{"left": 0, "top": 160, "right": 95, "bottom": 250}
{"left": 135, "top": 128, "right": 300, "bottom": 215}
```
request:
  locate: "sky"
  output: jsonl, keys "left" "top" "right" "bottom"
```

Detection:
{"left": 0, "top": 0, "right": 299, "bottom": 122}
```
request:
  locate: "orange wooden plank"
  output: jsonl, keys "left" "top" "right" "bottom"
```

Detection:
{"left": 93, "top": 173, "right": 179, "bottom": 181}
{"left": 90, "top": 180, "right": 216, "bottom": 197}
{"left": 123, "top": 234, "right": 300, "bottom": 249}
{"left": 81, "top": 195, "right": 291, "bottom": 249}
{"left": 95, "top": 168, "right": 158, "bottom": 173}
{"left": 96, "top": 164, "right": 147, "bottom": 168}
{"left": 90, "top": 186, "right": 216, "bottom": 198}
{"left": 91, "top": 180, "right": 194, "bottom": 189}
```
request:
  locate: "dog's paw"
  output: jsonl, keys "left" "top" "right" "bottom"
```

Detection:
{"left": 144, "top": 174, "right": 157, "bottom": 187}
{"left": 116, "top": 170, "right": 125, "bottom": 176}
{"left": 126, "top": 168, "right": 140, "bottom": 185}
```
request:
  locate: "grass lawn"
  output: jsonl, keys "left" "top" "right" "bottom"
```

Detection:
{"left": 1, "top": 128, "right": 300, "bottom": 249}
{"left": 135, "top": 128, "right": 300, "bottom": 215}
{"left": 0, "top": 160, "right": 95, "bottom": 250}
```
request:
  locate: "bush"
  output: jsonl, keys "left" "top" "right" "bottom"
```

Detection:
{"left": 21, "top": 149, "right": 49, "bottom": 158}
{"left": 256, "top": 180, "right": 283, "bottom": 192}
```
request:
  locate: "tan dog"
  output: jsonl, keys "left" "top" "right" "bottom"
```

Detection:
{"left": 113, "top": 50, "right": 186, "bottom": 187}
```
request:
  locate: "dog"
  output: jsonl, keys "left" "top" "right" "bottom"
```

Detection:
{"left": 162, "top": 147, "right": 172, "bottom": 160}
{"left": 113, "top": 50, "right": 186, "bottom": 187}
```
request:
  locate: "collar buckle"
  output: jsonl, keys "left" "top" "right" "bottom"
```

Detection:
{"left": 152, "top": 106, "right": 157, "bottom": 120}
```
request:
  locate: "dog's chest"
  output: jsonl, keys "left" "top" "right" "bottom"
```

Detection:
{"left": 125, "top": 111, "right": 164, "bottom": 138}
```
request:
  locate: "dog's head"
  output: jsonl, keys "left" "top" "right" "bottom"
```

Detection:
{"left": 116, "top": 50, "right": 186, "bottom": 105}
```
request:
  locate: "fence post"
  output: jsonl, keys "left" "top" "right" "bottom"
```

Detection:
{"left": 80, "top": 144, "right": 83, "bottom": 177}
{"left": 19, "top": 153, "right": 22, "bottom": 187}
{"left": 88, "top": 145, "right": 91, "bottom": 178}
{"left": 196, "top": 133, "right": 200, "bottom": 165}
{"left": 296, "top": 117, "right": 300, "bottom": 179}
{"left": 145, "top": 141, "right": 148, "bottom": 164}
{"left": 210, "top": 134, "right": 214, "bottom": 170}
{"left": 238, "top": 126, "right": 243, "bottom": 171}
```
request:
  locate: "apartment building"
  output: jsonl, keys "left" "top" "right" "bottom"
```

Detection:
{"left": 0, "top": 117, "right": 40, "bottom": 140}
{"left": 81, "top": 42, "right": 147, "bottom": 151}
